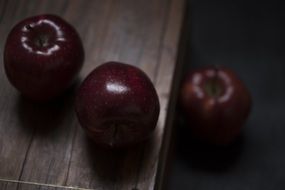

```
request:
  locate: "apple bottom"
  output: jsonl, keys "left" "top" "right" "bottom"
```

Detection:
{"left": 83, "top": 118, "right": 155, "bottom": 149}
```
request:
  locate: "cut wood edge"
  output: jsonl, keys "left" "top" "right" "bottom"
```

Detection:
{"left": 154, "top": 0, "right": 187, "bottom": 189}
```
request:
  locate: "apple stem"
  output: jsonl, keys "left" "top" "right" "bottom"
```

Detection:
{"left": 204, "top": 65, "right": 222, "bottom": 98}
{"left": 35, "top": 34, "right": 49, "bottom": 48}
{"left": 213, "top": 65, "right": 219, "bottom": 96}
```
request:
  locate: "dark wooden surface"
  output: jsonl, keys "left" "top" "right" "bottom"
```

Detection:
{"left": 0, "top": 0, "right": 185, "bottom": 189}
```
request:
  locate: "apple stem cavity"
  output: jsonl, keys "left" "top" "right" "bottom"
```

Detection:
{"left": 35, "top": 35, "right": 49, "bottom": 48}
{"left": 204, "top": 80, "right": 222, "bottom": 97}
{"left": 204, "top": 67, "right": 222, "bottom": 98}
{"left": 25, "top": 24, "right": 50, "bottom": 48}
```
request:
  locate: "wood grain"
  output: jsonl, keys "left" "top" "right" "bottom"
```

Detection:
{"left": 0, "top": 0, "right": 185, "bottom": 189}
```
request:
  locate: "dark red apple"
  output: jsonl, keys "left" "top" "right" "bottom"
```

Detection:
{"left": 75, "top": 62, "right": 160, "bottom": 148}
{"left": 180, "top": 65, "right": 251, "bottom": 145}
{"left": 4, "top": 14, "right": 84, "bottom": 101}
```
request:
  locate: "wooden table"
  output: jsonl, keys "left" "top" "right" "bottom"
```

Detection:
{"left": 0, "top": 0, "right": 185, "bottom": 189}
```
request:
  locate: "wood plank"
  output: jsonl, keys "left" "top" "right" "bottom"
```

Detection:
{"left": 0, "top": 0, "right": 185, "bottom": 189}
{"left": 154, "top": 1, "right": 189, "bottom": 189}
{"left": 0, "top": 179, "right": 88, "bottom": 190}
{"left": 0, "top": 0, "right": 36, "bottom": 180}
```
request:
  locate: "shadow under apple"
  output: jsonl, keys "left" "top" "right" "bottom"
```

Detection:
{"left": 174, "top": 115, "right": 245, "bottom": 173}
{"left": 85, "top": 135, "right": 151, "bottom": 188}
{"left": 16, "top": 81, "right": 79, "bottom": 136}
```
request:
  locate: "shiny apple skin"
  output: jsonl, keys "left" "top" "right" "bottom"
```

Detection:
{"left": 75, "top": 62, "right": 160, "bottom": 148}
{"left": 4, "top": 14, "right": 84, "bottom": 101}
{"left": 180, "top": 66, "right": 252, "bottom": 145}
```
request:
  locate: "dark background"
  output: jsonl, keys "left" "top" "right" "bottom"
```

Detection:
{"left": 169, "top": 0, "right": 285, "bottom": 189}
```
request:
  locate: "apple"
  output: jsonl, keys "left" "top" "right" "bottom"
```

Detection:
{"left": 75, "top": 62, "right": 160, "bottom": 148}
{"left": 4, "top": 14, "right": 84, "bottom": 101}
{"left": 180, "top": 65, "right": 251, "bottom": 145}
